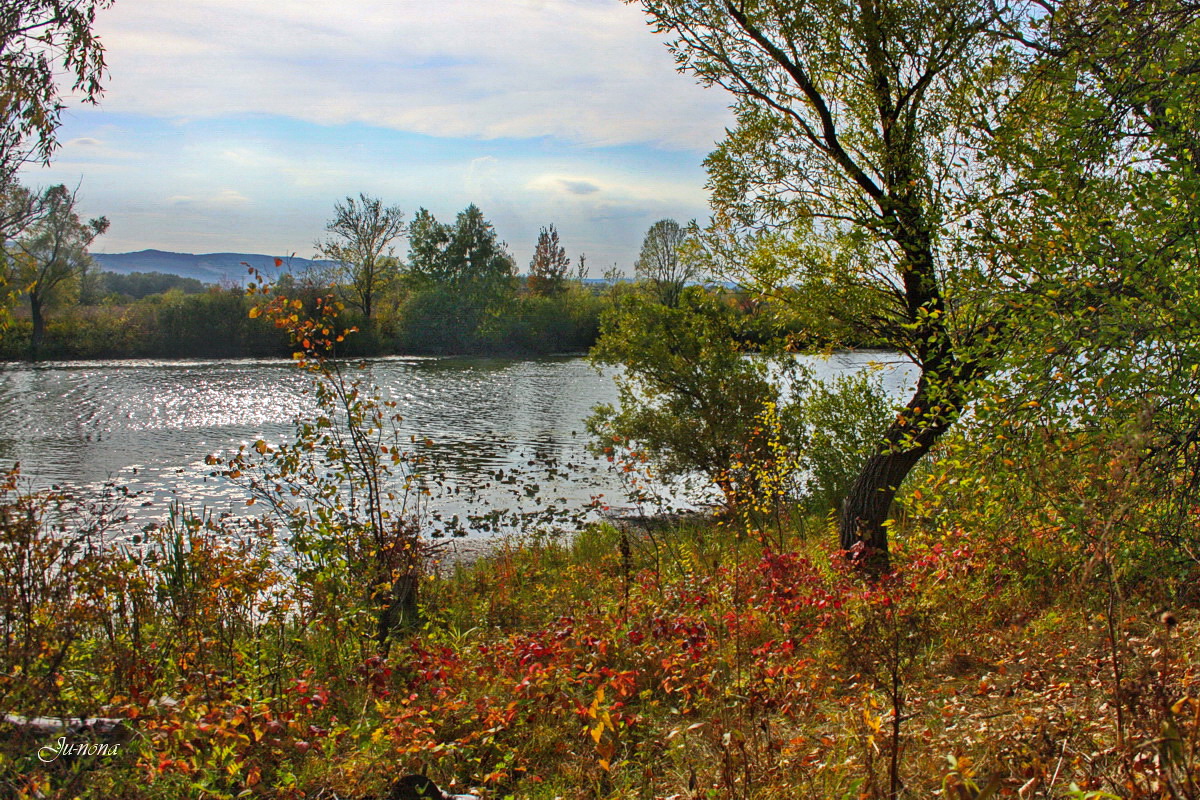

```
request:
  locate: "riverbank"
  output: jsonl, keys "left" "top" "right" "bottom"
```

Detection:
{"left": 0, "top": 280, "right": 607, "bottom": 362}
{"left": 3, "top": 500, "right": 1197, "bottom": 799}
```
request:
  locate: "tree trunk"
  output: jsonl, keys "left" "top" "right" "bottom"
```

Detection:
{"left": 838, "top": 370, "right": 962, "bottom": 573}
{"left": 375, "top": 570, "right": 419, "bottom": 656}
{"left": 29, "top": 294, "right": 45, "bottom": 361}
{"left": 833, "top": 113, "right": 973, "bottom": 570}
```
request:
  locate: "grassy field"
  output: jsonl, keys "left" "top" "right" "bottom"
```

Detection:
{"left": 3, "top": 496, "right": 1196, "bottom": 799}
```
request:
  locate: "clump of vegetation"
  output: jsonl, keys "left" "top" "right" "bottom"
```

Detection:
{"left": 3, "top": 462, "right": 1198, "bottom": 799}
{"left": 4, "top": 0, "right": 1200, "bottom": 798}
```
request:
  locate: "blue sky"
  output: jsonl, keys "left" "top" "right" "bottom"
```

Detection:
{"left": 21, "top": 0, "right": 733, "bottom": 275}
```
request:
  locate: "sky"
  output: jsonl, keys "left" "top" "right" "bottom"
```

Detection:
{"left": 20, "top": 0, "right": 734, "bottom": 275}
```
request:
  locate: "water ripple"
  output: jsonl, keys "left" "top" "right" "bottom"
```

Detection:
{"left": 0, "top": 353, "right": 916, "bottom": 532}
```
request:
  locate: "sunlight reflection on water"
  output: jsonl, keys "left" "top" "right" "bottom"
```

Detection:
{"left": 0, "top": 353, "right": 916, "bottom": 536}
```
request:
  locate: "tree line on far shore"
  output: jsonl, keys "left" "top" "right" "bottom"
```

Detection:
{"left": 0, "top": 189, "right": 876, "bottom": 361}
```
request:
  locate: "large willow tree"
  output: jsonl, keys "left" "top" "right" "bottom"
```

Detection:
{"left": 631, "top": 0, "right": 1200, "bottom": 568}
{"left": 631, "top": 0, "right": 1013, "bottom": 567}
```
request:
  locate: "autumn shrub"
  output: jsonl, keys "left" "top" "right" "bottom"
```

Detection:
{"left": 222, "top": 273, "right": 433, "bottom": 656}
{"left": 41, "top": 306, "right": 144, "bottom": 359}
{"left": 0, "top": 470, "right": 134, "bottom": 717}
{"left": 2, "top": 462, "right": 1197, "bottom": 800}
{"left": 799, "top": 370, "right": 897, "bottom": 515}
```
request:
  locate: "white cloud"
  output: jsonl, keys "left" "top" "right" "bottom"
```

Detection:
{"left": 528, "top": 170, "right": 703, "bottom": 206}
{"left": 559, "top": 179, "right": 600, "bottom": 195}
{"left": 57, "top": 135, "right": 137, "bottom": 161}
{"left": 464, "top": 156, "right": 502, "bottom": 199}
{"left": 167, "top": 189, "right": 252, "bottom": 209}
{"left": 89, "top": 0, "right": 731, "bottom": 151}
{"left": 30, "top": 2, "right": 730, "bottom": 271}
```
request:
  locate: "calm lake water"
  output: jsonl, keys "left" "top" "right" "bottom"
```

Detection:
{"left": 0, "top": 353, "right": 916, "bottom": 537}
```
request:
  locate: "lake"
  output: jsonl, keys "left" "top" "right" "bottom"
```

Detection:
{"left": 0, "top": 352, "right": 916, "bottom": 537}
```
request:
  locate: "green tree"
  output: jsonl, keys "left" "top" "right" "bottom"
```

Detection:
{"left": 589, "top": 287, "right": 808, "bottom": 510}
{"left": 0, "top": 182, "right": 42, "bottom": 330}
{"left": 407, "top": 204, "right": 515, "bottom": 290}
{"left": 402, "top": 204, "right": 517, "bottom": 351}
{"left": 8, "top": 184, "right": 108, "bottom": 358}
{"left": 957, "top": 0, "right": 1200, "bottom": 556}
{"left": 406, "top": 207, "right": 452, "bottom": 285}
{"left": 634, "top": 218, "right": 695, "bottom": 307}
{"left": 315, "top": 193, "right": 406, "bottom": 323}
{"left": 630, "top": 0, "right": 1008, "bottom": 567}
{"left": 446, "top": 203, "right": 516, "bottom": 293}
{"left": 528, "top": 224, "right": 570, "bottom": 296}
{"left": 0, "top": 0, "right": 113, "bottom": 183}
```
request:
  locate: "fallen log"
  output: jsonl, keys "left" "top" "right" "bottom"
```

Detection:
{"left": 386, "top": 774, "right": 478, "bottom": 800}
{"left": 1, "top": 713, "right": 133, "bottom": 745}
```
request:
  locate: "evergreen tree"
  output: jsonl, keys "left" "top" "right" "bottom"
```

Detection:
{"left": 528, "top": 224, "right": 570, "bottom": 296}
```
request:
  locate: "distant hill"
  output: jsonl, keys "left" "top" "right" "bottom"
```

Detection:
{"left": 91, "top": 250, "right": 329, "bottom": 285}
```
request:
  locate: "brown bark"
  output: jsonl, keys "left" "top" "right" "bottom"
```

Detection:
{"left": 28, "top": 294, "right": 44, "bottom": 360}
{"left": 837, "top": 371, "right": 960, "bottom": 573}
{"left": 375, "top": 569, "right": 420, "bottom": 656}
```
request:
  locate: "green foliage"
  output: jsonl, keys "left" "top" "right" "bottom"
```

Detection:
{"left": 0, "top": 287, "right": 293, "bottom": 360}
{"left": 406, "top": 207, "right": 453, "bottom": 284}
{"left": 696, "top": 224, "right": 895, "bottom": 348}
{"left": 0, "top": 185, "right": 41, "bottom": 331}
{"left": 399, "top": 204, "right": 587, "bottom": 355}
{"left": 913, "top": 0, "right": 1200, "bottom": 574}
{"left": 0, "top": 277, "right": 605, "bottom": 360}
{"left": 631, "top": 0, "right": 1010, "bottom": 559}
{"left": 588, "top": 286, "right": 808, "bottom": 510}
{"left": 0, "top": 0, "right": 113, "bottom": 181}
{"left": 98, "top": 270, "right": 205, "bottom": 300}
{"left": 588, "top": 282, "right": 899, "bottom": 527}
{"left": 527, "top": 224, "right": 570, "bottom": 296}
{"left": 6, "top": 183, "right": 108, "bottom": 358}
{"left": 407, "top": 204, "right": 515, "bottom": 295}
{"left": 496, "top": 285, "right": 601, "bottom": 354}
{"left": 133, "top": 287, "right": 284, "bottom": 357}
{"left": 800, "top": 371, "right": 898, "bottom": 514}
{"left": 397, "top": 283, "right": 600, "bottom": 356}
